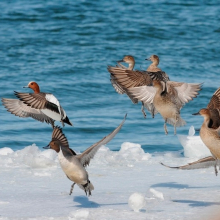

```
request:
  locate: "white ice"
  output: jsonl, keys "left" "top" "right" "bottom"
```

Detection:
{"left": 0, "top": 127, "right": 219, "bottom": 220}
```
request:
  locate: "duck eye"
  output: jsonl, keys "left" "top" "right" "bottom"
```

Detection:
{"left": 31, "top": 83, "right": 33, "bottom": 85}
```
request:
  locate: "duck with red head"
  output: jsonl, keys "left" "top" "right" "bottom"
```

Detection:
{"left": 2, "top": 81, "right": 73, "bottom": 127}
{"left": 43, "top": 114, "right": 126, "bottom": 196}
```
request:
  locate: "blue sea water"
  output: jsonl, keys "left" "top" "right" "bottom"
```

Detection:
{"left": 0, "top": 0, "right": 220, "bottom": 153}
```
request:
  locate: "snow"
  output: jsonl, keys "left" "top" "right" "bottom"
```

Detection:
{"left": 0, "top": 129, "right": 219, "bottom": 220}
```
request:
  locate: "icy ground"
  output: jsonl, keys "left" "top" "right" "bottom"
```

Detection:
{"left": 1, "top": 129, "right": 220, "bottom": 220}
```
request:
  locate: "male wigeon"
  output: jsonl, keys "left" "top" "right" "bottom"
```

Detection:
{"left": 2, "top": 81, "right": 72, "bottom": 127}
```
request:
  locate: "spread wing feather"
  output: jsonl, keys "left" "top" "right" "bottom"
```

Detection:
{"left": 166, "top": 82, "right": 202, "bottom": 106}
{"left": 1, "top": 98, "right": 55, "bottom": 125}
{"left": 207, "top": 87, "right": 220, "bottom": 110}
{"left": 76, "top": 114, "right": 127, "bottom": 167}
{"left": 14, "top": 91, "right": 60, "bottom": 114}
{"left": 161, "top": 156, "right": 218, "bottom": 170}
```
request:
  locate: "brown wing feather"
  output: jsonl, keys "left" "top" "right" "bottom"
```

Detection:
{"left": 51, "top": 126, "right": 74, "bottom": 151}
{"left": 1, "top": 98, "right": 54, "bottom": 125}
{"left": 207, "top": 87, "right": 220, "bottom": 109}
{"left": 108, "top": 66, "right": 152, "bottom": 88}
{"left": 14, "top": 92, "right": 47, "bottom": 109}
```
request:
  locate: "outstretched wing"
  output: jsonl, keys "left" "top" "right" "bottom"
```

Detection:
{"left": 107, "top": 66, "right": 152, "bottom": 88}
{"left": 207, "top": 87, "right": 220, "bottom": 110}
{"left": 52, "top": 126, "right": 70, "bottom": 149}
{"left": 14, "top": 91, "right": 61, "bottom": 115}
{"left": 126, "top": 85, "right": 156, "bottom": 104}
{"left": 1, "top": 98, "right": 55, "bottom": 125}
{"left": 166, "top": 81, "right": 202, "bottom": 107}
{"left": 161, "top": 156, "right": 217, "bottom": 170}
{"left": 76, "top": 114, "right": 127, "bottom": 167}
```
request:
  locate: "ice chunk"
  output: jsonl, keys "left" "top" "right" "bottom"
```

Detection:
{"left": 0, "top": 147, "right": 14, "bottom": 155}
{"left": 177, "top": 127, "right": 211, "bottom": 158}
{"left": 149, "top": 188, "right": 164, "bottom": 200}
{"left": 119, "top": 142, "right": 149, "bottom": 161}
{"left": 128, "top": 193, "right": 146, "bottom": 212}
{"left": 13, "top": 144, "right": 57, "bottom": 168}
{"left": 188, "top": 126, "right": 195, "bottom": 136}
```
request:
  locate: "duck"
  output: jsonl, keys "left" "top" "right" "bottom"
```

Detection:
{"left": 44, "top": 114, "right": 126, "bottom": 196}
{"left": 107, "top": 55, "right": 169, "bottom": 118}
{"left": 192, "top": 108, "right": 220, "bottom": 175}
{"left": 127, "top": 80, "right": 202, "bottom": 134}
{"left": 1, "top": 81, "right": 72, "bottom": 128}
{"left": 161, "top": 87, "right": 220, "bottom": 174}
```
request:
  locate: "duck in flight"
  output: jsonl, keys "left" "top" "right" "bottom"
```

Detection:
{"left": 2, "top": 81, "right": 73, "bottom": 128}
{"left": 44, "top": 114, "right": 126, "bottom": 196}
{"left": 107, "top": 55, "right": 169, "bottom": 118}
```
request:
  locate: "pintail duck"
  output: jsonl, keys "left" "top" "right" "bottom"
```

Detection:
{"left": 1, "top": 81, "right": 72, "bottom": 128}
{"left": 127, "top": 80, "right": 202, "bottom": 134}
{"left": 107, "top": 55, "right": 169, "bottom": 118}
{"left": 44, "top": 114, "right": 126, "bottom": 196}
{"left": 161, "top": 87, "right": 220, "bottom": 174}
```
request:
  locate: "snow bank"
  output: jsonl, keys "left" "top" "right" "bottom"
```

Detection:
{"left": 0, "top": 139, "right": 218, "bottom": 220}
{"left": 0, "top": 144, "right": 57, "bottom": 168}
{"left": 177, "top": 126, "right": 211, "bottom": 158}
{"left": 0, "top": 147, "right": 14, "bottom": 155}
{"left": 93, "top": 142, "right": 151, "bottom": 167}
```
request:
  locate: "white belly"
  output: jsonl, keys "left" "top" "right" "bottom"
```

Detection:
{"left": 41, "top": 109, "right": 61, "bottom": 121}
{"left": 58, "top": 151, "right": 88, "bottom": 184}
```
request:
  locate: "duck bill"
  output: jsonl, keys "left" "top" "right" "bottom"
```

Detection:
{"left": 192, "top": 112, "right": 200, "bottom": 115}
{"left": 145, "top": 58, "right": 150, "bottom": 61}
{"left": 43, "top": 144, "right": 50, "bottom": 149}
{"left": 117, "top": 59, "right": 124, "bottom": 63}
{"left": 23, "top": 85, "right": 29, "bottom": 88}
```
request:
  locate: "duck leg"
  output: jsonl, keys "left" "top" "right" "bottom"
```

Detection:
{"left": 174, "top": 116, "right": 178, "bottom": 135}
{"left": 214, "top": 160, "right": 218, "bottom": 176}
{"left": 141, "top": 102, "right": 147, "bottom": 118}
{"left": 164, "top": 119, "right": 168, "bottom": 135}
{"left": 69, "top": 183, "right": 76, "bottom": 195}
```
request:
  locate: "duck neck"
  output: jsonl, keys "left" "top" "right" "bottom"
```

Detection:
{"left": 128, "top": 62, "right": 135, "bottom": 70}
{"left": 33, "top": 86, "right": 40, "bottom": 94}
{"left": 203, "top": 115, "right": 212, "bottom": 128}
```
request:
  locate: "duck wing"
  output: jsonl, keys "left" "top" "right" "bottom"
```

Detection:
{"left": 166, "top": 81, "right": 202, "bottom": 107}
{"left": 14, "top": 92, "right": 62, "bottom": 115}
{"left": 107, "top": 66, "right": 152, "bottom": 88}
{"left": 207, "top": 87, "right": 220, "bottom": 110}
{"left": 161, "top": 156, "right": 217, "bottom": 170}
{"left": 76, "top": 114, "right": 127, "bottom": 167}
{"left": 1, "top": 98, "right": 55, "bottom": 125}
